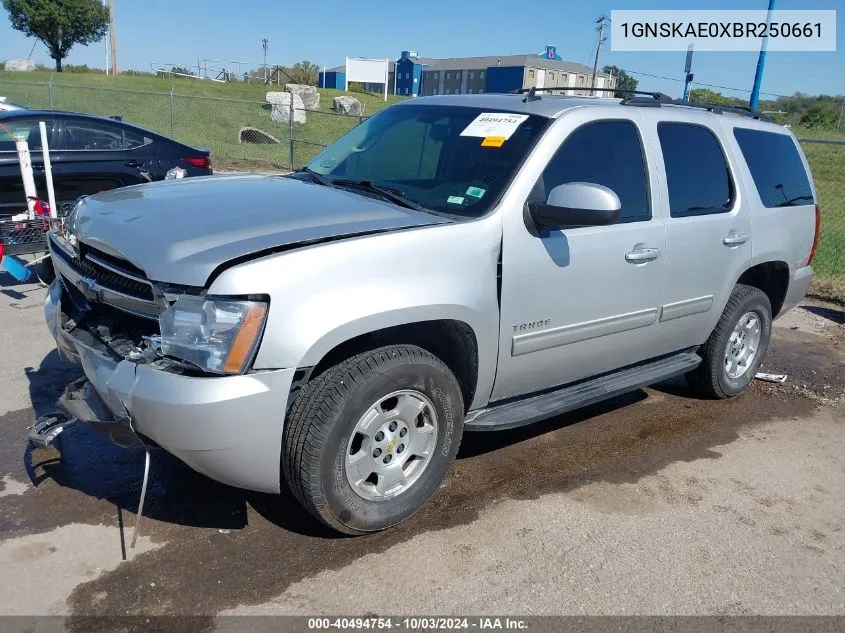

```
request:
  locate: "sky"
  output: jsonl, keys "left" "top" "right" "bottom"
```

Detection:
{"left": 0, "top": 0, "right": 842, "bottom": 100}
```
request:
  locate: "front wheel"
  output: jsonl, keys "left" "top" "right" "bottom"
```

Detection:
{"left": 687, "top": 284, "right": 772, "bottom": 399}
{"left": 283, "top": 345, "right": 464, "bottom": 535}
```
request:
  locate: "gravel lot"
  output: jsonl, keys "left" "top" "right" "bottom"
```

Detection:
{"left": 0, "top": 273, "right": 843, "bottom": 630}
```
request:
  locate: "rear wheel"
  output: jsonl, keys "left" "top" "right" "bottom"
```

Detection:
{"left": 687, "top": 284, "right": 772, "bottom": 399}
{"left": 283, "top": 345, "right": 464, "bottom": 535}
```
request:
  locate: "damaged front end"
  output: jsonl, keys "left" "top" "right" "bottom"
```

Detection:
{"left": 38, "top": 231, "right": 296, "bottom": 495}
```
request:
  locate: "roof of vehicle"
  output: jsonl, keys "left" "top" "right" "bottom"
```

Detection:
{"left": 0, "top": 108, "right": 167, "bottom": 137}
{"left": 394, "top": 93, "right": 791, "bottom": 134}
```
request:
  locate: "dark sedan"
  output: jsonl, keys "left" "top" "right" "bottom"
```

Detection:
{"left": 0, "top": 110, "right": 211, "bottom": 216}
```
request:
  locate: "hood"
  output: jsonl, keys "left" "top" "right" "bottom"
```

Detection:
{"left": 70, "top": 175, "right": 449, "bottom": 286}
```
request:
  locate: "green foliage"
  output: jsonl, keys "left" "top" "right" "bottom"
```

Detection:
{"left": 2, "top": 0, "right": 109, "bottom": 72}
{"left": 688, "top": 88, "right": 744, "bottom": 106}
{"left": 799, "top": 101, "right": 840, "bottom": 129}
{"left": 759, "top": 92, "right": 844, "bottom": 131}
{"left": 347, "top": 82, "right": 364, "bottom": 92}
{"left": 63, "top": 64, "right": 103, "bottom": 73}
{"left": 602, "top": 65, "right": 637, "bottom": 98}
{"left": 286, "top": 60, "right": 319, "bottom": 86}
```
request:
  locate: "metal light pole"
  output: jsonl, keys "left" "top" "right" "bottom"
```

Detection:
{"left": 749, "top": 0, "right": 776, "bottom": 110}
{"left": 682, "top": 44, "right": 694, "bottom": 101}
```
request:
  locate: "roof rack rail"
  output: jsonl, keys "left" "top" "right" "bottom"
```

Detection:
{"left": 621, "top": 95, "right": 770, "bottom": 121}
{"left": 506, "top": 86, "right": 770, "bottom": 121}
{"left": 511, "top": 86, "right": 672, "bottom": 102}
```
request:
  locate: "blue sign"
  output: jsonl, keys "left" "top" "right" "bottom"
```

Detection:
{"left": 541, "top": 45, "right": 562, "bottom": 61}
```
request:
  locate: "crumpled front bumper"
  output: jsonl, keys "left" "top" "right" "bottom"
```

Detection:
{"left": 44, "top": 280, "right": 296, "bottom": 494}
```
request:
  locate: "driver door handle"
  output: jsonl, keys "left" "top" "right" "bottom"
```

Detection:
{"left": 125, "top": 160, "right": 142, "bottom": 168}
{"left": 722, "top": 232, "right": 749, "bottom": 246}
{"left": 625, "top": 247, "right": 660, "bottom": 264}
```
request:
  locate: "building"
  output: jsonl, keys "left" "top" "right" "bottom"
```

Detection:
{"left": 319, "top": 47, "right": 616, "bottom": 98}
{"left": 319, "top": 64, "right": 394, "bottom": 94}
{"left": 419, "top": 54, "right": 616, "bottom": 97}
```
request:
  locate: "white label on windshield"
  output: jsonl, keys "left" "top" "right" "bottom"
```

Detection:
{"left": 460, "top": 112, "right": 529, "bottom": 140}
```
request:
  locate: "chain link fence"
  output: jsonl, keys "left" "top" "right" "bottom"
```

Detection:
{"left": 0, "top": 77, "right": 365, "bottom": 173}
{"left": 798, "top": 138, "right": 845, "bottom": 302}
{"left": 1, "top": 77, "right": 842, "bottom": 301}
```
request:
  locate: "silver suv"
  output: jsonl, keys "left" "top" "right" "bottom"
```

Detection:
{"left": 39, "top": 92, "right": 819, "bottom": 534}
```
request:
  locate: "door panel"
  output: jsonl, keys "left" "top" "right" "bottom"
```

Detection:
{"left": 492, "top": 111, "right": 666, "bottom": 402}
{"left": 645, "top": 116, "right": 753, "bottom": 355}
{"left": 51, "top": 119, "right": 155, "bottom": 210}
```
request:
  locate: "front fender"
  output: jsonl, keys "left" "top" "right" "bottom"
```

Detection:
{"left": 207, "top": 217, "right": 503, "bottom": 410}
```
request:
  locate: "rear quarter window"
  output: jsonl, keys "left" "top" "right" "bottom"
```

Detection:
{"left": 733, "top": 128, "right": 814, "bottom": 208}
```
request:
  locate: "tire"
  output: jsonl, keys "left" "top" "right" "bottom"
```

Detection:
{"left": 283, "top": 344, "right": 464, "bottom": 535}
{"left": 687, "top": 284, "right": 772, "bottom": 399}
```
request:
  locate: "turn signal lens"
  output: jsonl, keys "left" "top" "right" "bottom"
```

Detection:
{"left": 223, "top": 305, "right": 268, "bottom": 374}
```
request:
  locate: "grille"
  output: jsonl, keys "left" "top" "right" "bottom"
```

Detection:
{"left": 50, "top": 235, "right": 154, "bottom": 301}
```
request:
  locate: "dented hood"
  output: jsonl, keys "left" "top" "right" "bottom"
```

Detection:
{"left": 70, "top": 174, "right": 449, "bottom": 286}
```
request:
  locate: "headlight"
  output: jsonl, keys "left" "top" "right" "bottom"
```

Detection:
{"left": 158, "top": 295, "right": 268, "bottom": 374}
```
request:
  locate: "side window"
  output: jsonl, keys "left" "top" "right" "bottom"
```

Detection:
{"left": 658, "top": 122, "right": 734, "bottom": 217}
{"left": 64, "top": 121, "right": 149, "bottom": 151}
{"left": 733, "top": 128, "right": 814, "bottom": 208}
{"left": 0, "top": 119, "right": 46, "bottom": 152}
{"left": 533, "top": 120, "right": 651, "bottom": 223}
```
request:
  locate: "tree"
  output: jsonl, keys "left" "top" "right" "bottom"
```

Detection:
{"left": 688, "top": 88, "right": 748, "bottom": 107}
{"left": 286, "top": 60, "right": 319, "bottom": 86}
{"left": 602, "top": 65, "right": 637, "bottom": 98}
{"left": 800, "top": 101, "right": 839, "bottom": 129}
{"left": 3, "top": 0, "right": 109, "bottom": 72}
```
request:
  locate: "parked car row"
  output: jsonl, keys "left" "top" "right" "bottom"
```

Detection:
{"left": 0, "top": 109, "right": 212, "bottom": 217}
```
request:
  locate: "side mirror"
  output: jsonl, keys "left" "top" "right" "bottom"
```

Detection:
{"left": 528, "top": 182, "right": 621, "bottom": 229}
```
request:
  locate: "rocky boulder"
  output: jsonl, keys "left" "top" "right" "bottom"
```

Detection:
{"left": 5, "top": 59, "right": 36, "bottom": 72}
{"left": 332, "top": 96, "right": 363, "bottom": 117}
{"left": 285, "top": 84, "right": 320, "bottom": 110}
{"left": 266, "top": 91, "right": 306, "bottom": 124}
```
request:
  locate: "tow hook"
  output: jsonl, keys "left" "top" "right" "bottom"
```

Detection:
{"left": 27, "top": 412, "right": 77, "bottom": 449}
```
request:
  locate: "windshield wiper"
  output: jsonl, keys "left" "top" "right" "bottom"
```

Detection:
{"left": 331, "top": 179, "right": 429, "bottom": 213}
{"left": 297, "top": 166, "right": 332, "bottom": 187}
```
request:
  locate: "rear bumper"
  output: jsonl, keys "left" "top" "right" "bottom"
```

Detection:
{"left": 778, "top": 265, "right": 814, "bottom": 318}
{"left": 44, "top": 280, "right": 295, "bottom": 493}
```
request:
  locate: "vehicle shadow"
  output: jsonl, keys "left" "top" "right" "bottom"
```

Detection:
{"left": 22, "top": 350, "right": 333, "bottom": 538}
{"left": 458, "top": 389, "right": 648, "bottom": 459}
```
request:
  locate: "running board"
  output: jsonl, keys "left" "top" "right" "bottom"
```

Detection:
{"left": 465, "top": 351, "right": 702, "bottom": 431}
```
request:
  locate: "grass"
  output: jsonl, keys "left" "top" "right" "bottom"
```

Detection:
{"left": 1, "top": 70, "right": 843, "bottom": 300}
{"left": 798, "top": 138, "right": 845, "bottom": 298}
{"left": 0, "top": 69, "right": 405, "bottom": 171}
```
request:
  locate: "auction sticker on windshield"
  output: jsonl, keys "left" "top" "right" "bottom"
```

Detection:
{"left": 461, "top": 113, "right": 529, "bottom": 141}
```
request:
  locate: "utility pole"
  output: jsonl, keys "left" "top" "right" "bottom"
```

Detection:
{"left": 262, "top": 37, "right": 269, "bottom": 83}
{"left": 590, "top": 15, "right": 609, "bottom": 96}
{"left": 749, "top": 0, "right": 776, "bottom": 110}
{"left": 108, "top": 0, "right": 118, "bottom": 75}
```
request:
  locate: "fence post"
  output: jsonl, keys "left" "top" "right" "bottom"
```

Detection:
{"left": 48, "top": 74, "right": 54, "bottom": 109}
{"left": 169, "top": 86, "right": 175, "bottom": 138}
{"left": 288, "top": 96, "right": 295, "bottom": 170}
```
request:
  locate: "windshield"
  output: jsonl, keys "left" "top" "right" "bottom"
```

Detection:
{"left": 304, "top": 105, "right": 549, "bottom": 218}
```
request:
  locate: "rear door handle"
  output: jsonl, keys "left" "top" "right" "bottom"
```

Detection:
{"left": 625, "top": 247, "right": 660, "bottom": 263}
{"left": 722, "top": 232, "right": 749, "bottom": 246}
{"left": 124, "top": 160, "right": 142, "bottom": 168}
